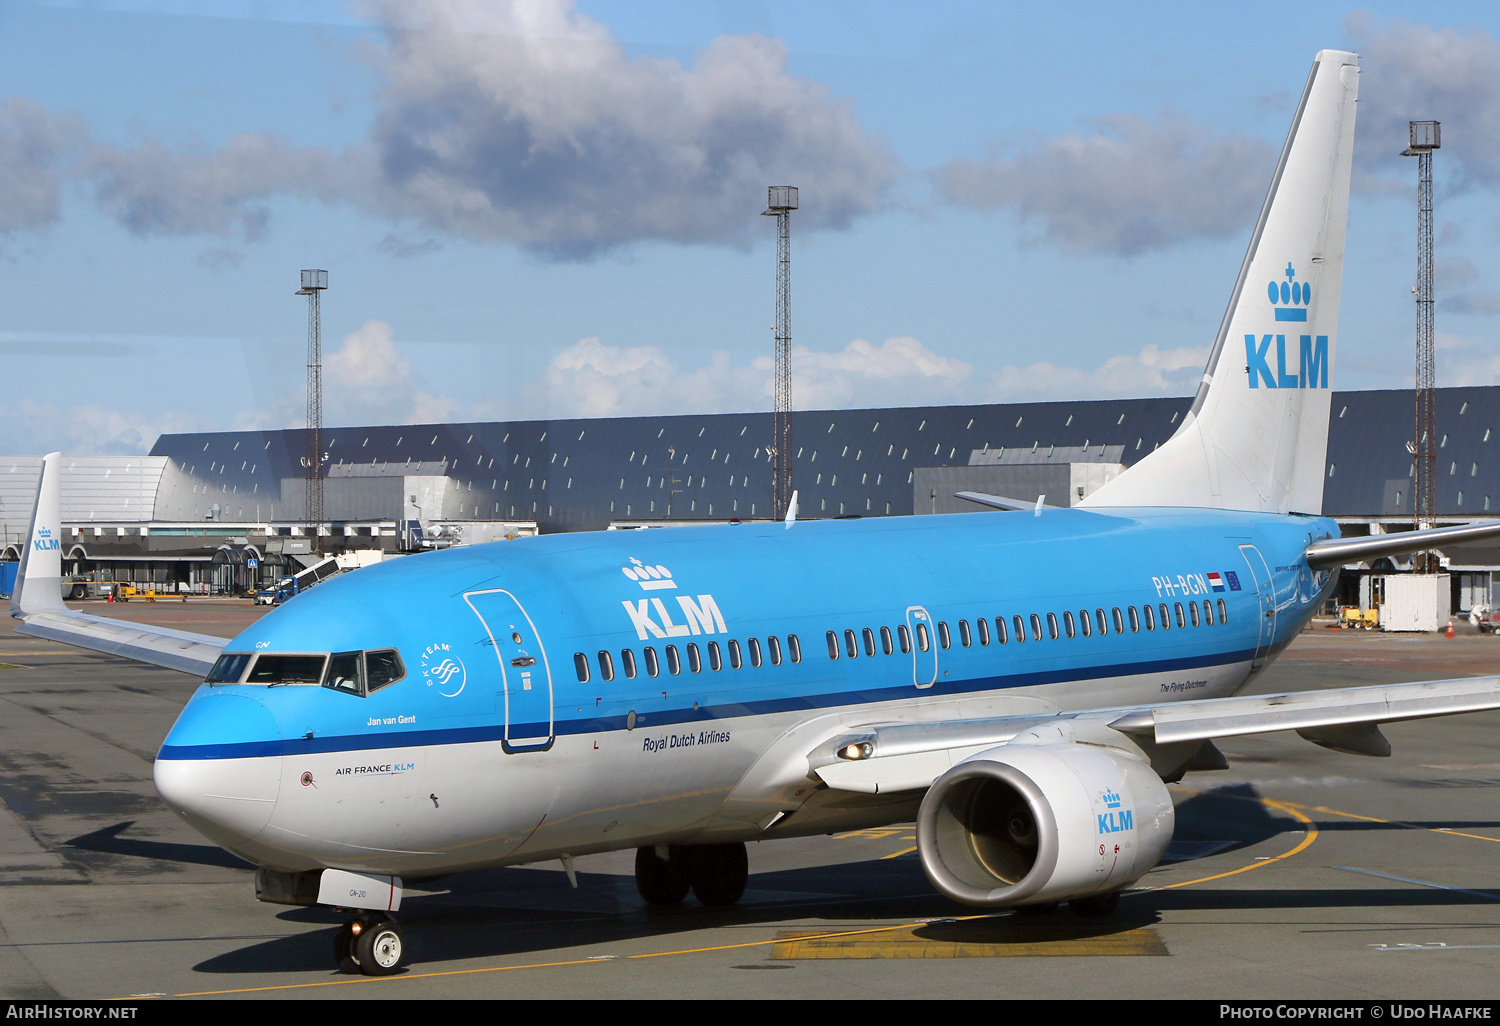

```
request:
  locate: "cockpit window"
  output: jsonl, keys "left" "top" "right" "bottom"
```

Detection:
{"left": 324, "top": 652, "right": 363, "bottom": 695}
{"left": 247, "top": 654, "right": 327, "bottom": 685}
{"left": 365, "top": 650, "right": 405, "bottom": 694}
{"left": 205, "top": 653, "right": 252, "bottom": 684}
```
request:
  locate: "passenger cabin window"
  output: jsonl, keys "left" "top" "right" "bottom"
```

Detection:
{"left": 1112, "top": 607, "right": 1124, "bottom": 634}
{"left": 898, "top": 625, "right": 912, "bottom": 653}
{"left": 768, "top": 636, "right": 783, "bottom": 665}
{"left": 1077, "top": 610, "right": 1090, "bottom": 637}
{"left": 880, "top": 626, "right": 894, "bottom": 655}
{"left": 827, "top": 631, "right": 840, "bottom": 660}
{"left": 1144, "top": 605, "right": 1156, "bottom": 631}
{"left": 1047, "top": 612, "right": 1060, "bottom": 640}
{"left": 688, "top": 643, "right": 703, "bottom": 672}
{"left": 938, "top": 621, "right": 951, "bottom": 649}
{"left": 1217, "top": 599, "right": 1229, "bottom": 624}
{"left": 1128, "top": 607, "right": 1140, "bottom": 632}
{"left": 248, "top": 654, "right": 326, "bottom": 685}
{"left": 707, "top": 641, "right": 723, "bottom": 671}
{"left": 1063, "top": 611, "right": 1076, "bottom": 638}
{"left": 728, "top": 639, "right": 742, "bottom": 669}
{"left": 324, "top": 652, "right": 362, "bottom": 695}
{"left": 667, "top": 645, "right": 682, "bottom": 674}
{"left": 598, "top": 650, "right": 615, "bottom": 682}
{"left": 863, "top": 628, "right": 877, "bottom": 657}
{"left": 1013, "top": 616, "right": 1026, "bottom": 644}
{"left": 959, "top": 619, "right": 972, "bottom": 647}
{"left": 788, "top": 634, "right": 802, "bottom": 663}
{"left": 1160, "top": 603, "right": 1172, "bottom": 629}
{"left": 206, "top": 653, "right": 252, "bottom": 684}
{"left": 1030, "top": 614, "right": 1043, "bottom": 642}
{"left": 916, "top": 622, "right": 931, "bottom": 652}
{"left": 994, "top": 617, "right": 1008, "bottom": 644}
{"left": 976, "top": 618, "right": 990, "bottom": 646}
{"left": 622, "top": 649, "right": 638, "bottom": 678}
{"left": 1202, "top": 601, "right": 1214, "bottom": 626}
{"left": 573, "top": 652, "right": 590, "bottom": 683}
{"left": 1188, "top": 602, "right": 1199, "bottom": 627}
{"left": 749, "top": 637, "right": 763, "bottom": 667}
{"left": 644, "top": 647, "right": 660, "bottom": 677}
{"left": 845, "top": 629, "right": 858, "bottom": 658}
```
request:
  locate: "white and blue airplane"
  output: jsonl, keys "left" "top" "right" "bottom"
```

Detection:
{"left": 13, "top": 50, "right": 1500, "bottom": 976}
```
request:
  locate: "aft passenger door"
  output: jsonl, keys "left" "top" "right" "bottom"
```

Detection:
{"left": 464, "top": 589, "right": 554, "bottom": 753}
{"left": 1237, "top": 545, "right": 1277, "bottom": 670}
{"left": 906, "top": 605, "right": 938, "bottom": 689}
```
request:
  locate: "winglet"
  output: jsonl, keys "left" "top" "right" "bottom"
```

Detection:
{"left": 10, "top": 452, "right": 67, "bottom": 620}
{"left": 784, "top": 490, "right": 799, "bottom": 529}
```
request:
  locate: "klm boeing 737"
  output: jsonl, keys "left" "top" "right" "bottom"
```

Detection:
{"left": 15, "top": 50, "right": 1500, "bottom": 976}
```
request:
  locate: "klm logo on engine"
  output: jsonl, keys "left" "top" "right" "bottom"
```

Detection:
{"left": 1096, "top": 788, "right": 1134, "bottom": 834}
{"left": 32, "top": 526, "right": 59, "bottom": 552}
{"left": 619, "top": 558, "right": 726, "bottom": 640}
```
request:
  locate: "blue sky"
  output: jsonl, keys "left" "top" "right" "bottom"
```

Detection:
{"left": 3, "top": 1, "right": 1500, "bottom": 454}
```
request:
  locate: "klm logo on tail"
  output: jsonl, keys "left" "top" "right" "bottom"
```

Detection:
{"left": 1246, "top": 263, "right": 1326, "bottom": 390}
{"left": 32, "top": 526, "right": 59, "bottom": 552}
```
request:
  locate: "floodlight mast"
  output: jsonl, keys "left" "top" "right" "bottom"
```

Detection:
{"left": 297, "top": 269, "right": 328, "bottom": 556}
{"left": 1402, "top": 122, "right": 1439, "bottom": 574}
{"left": 762, "top": 186, "right": 797, "bottom": 522}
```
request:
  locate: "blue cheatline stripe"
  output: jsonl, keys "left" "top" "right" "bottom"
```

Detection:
{"left": 157, "top": 646, "right": 1254, "bottom": 762}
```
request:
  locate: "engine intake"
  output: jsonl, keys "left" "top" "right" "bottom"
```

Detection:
{"left": 916, "top": 742, "right": 1174, "bottom": 907}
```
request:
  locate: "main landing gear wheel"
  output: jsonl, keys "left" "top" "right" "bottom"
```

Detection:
{"left": 334, "top": 915, "right": 407, "bottom": 975}
{"left": 635, "top": 846, "right": 690, "bottom": 905}
{"left": 1069, "top": 892, "right": 1120, "bottom": 917}
{"left": 687, "top": 842, "right": 748, "bottom": 907}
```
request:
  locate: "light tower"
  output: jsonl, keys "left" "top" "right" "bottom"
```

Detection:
{"left": 297, "top": 269, "right": 328, "bottom": 555}
{"left": 1402, "top": 122, "right": 1439, "bottom": 574}
{"left": 762, "top": 186, "right": 797, "bottom": 521}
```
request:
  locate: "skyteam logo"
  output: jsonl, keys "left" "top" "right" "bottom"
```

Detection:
{"left": 1097, "top": 788, "right": 1134, "bottom": 834}
{"left": 32, "top": 526, "right": 59, "bottom": 552}
{"left": 1268, "top": 261, "right": 1310, "bottom": 321}
{"left": 419, "top": 642, "right": 466, "bottom": 698}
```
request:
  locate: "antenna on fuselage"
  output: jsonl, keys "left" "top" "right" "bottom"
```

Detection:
{"left": 783, "top": 490, "right": 799, "bottom": 529}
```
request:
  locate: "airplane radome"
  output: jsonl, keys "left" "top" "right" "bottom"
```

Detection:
{"left": 14, "top": 49, "right": 1500, "bottom": 977}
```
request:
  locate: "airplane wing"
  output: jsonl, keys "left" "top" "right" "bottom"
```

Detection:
{"left": 1306, "top": 520, "right": 1500, "bottom": 568}
{"left": 8, "top": 453, "right": 229, "bottom": 678}
{"left": 814, "top": 676, "right": 1500, "bottom": 794}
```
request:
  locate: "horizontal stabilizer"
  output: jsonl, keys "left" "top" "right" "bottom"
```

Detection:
{"left": 1305, "top": 520, "right": 1500, "bottom": 568}
{"left": 954, "top": 492, "right": 1059, "bottom": 512}
{"left": 10, "top": 452, "right": 228, "bottom": 677}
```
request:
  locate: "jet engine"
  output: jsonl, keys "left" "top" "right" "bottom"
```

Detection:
{"left": 915, "top": 742, "right": 1174, "bottom": 908}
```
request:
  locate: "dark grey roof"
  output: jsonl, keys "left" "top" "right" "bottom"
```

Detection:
{"left": 148, "top": 387, "right": 1500, "bottom": 532}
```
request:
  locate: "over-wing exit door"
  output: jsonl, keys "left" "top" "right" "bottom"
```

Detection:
{"left": 464, "top": 589, "right": 554, "bottom": 753}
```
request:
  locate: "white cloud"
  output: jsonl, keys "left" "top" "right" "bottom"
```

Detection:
{"left": 6, "top": 397, "right": 211, "bottom": 456}
{"left": 67, "top": 0, "right": 895, "bottom": 258}
{"left": 933, "top": 114, "right": 1273, "bottom": 255}
{"left": 323, "top": 319, "right": 461, "bottom": 425}
{"left": 521, "top": 334, "right": 973, "bottom": 418}
{"left": 983, "top": 343, "right": 1208, "bottom": 402}
{"left": 1435, "top": 332, "right": 1500, "bottom": 386}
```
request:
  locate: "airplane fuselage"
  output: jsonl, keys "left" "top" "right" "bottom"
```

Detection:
{"left": 153, "top": 506, "right": 1337, "bottom": 878}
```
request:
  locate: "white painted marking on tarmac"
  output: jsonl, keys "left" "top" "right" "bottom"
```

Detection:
{"left": 1334, "top": 865, "right": 1500, "bottom": 902}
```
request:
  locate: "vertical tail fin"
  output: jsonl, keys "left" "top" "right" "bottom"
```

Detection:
{"left": 9, "top": 452, "right": 68, "bottom": 619}
{"left": 1081, "top": 50, "right": 1359, "bottom": 514}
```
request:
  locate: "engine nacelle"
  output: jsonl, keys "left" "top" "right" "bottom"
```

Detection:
{"left": 916, "top": 742, "right": 1174, "bottom": 907}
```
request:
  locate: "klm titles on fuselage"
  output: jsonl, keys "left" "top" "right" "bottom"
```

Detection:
{"left": 619, "top": 559, "right": 727, "bottom": 641}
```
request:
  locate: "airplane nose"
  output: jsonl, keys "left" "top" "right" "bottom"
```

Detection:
{"left": 154, "top": 691, "right": 283, "bottom": 845}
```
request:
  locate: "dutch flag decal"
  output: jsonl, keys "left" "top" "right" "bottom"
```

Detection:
{"left": 1208, "top": 573, "right": 1226, "bottom": 592}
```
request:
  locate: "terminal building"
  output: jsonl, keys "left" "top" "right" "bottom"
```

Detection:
{"left": 3, "top": 386, "right": 1499, "bottom": 612}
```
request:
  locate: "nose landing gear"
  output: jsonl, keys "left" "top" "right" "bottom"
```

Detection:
{"left": 334, "top": 914, "right": 406, "bottom": 975}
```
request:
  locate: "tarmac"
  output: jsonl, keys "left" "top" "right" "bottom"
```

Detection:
{"left": 2, "top": 597, "right": 1499, "bottom": 1000}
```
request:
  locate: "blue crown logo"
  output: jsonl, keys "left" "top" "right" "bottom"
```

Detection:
{"left": 1101, "top": 788, "right": 1122, "bottom": 809}
{"left": 1268, "top": 262, "right": 1309, "bottom": 321}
